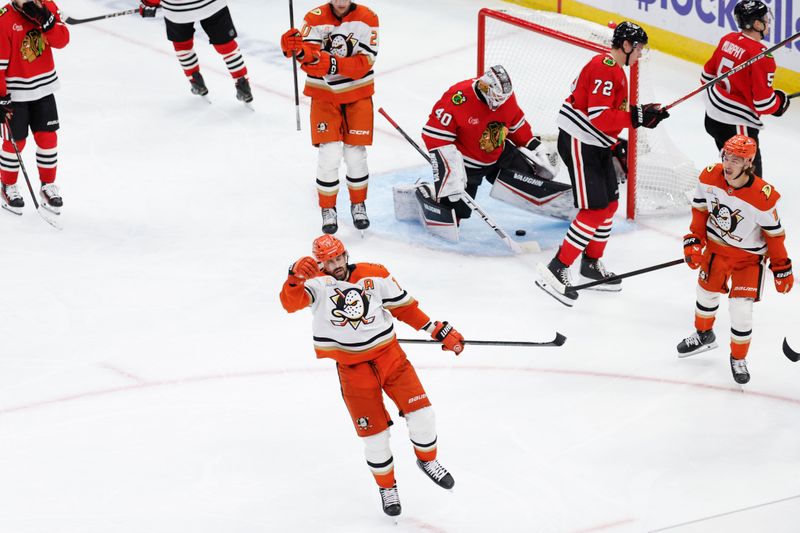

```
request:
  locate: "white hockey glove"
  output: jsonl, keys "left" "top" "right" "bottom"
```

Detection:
{"left": 429, "top": 144, "right": 468, "bottom": 202}
{"left": 518, "top": 139, "right": 560, "bottom": 181}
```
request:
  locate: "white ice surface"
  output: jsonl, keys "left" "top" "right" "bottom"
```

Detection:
{"left": 1, "top": 1, "right": 799, "bottom": 532}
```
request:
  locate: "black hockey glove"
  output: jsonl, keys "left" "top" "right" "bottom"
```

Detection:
{"left": 20, "top": 1, "right": 56, "bottom": 32}
{"left": 631, "top": 103, "right": 669, "bottom": 129}
{"left": 610, "top": 139, "right": 628, "bottom": 184}
{"left": 0, "top": 94, "right": 12, "bottom": 118}
{"left": 139, "top": 0, "right": 159, "bottom": 18}
{"left": 773, "top": 90, "right": 791, "bottom": 118}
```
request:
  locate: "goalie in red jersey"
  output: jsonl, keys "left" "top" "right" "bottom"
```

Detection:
{"left": 677, "top": 135, "right": 792, "bottom": 384}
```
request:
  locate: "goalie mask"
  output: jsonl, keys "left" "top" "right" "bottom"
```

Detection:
{"left": 476, "top": 65, "right": 513, "bottom": 111}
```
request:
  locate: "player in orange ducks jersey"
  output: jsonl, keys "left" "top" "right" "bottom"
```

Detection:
{"left": 279, "top": 235, "right": 463, "bottom": 517}
{"left": 701, "top": 1, "right": 791, "bottom": 178}
{"left": 677, "top": 135, "right": 792, "bottom": 384}
{"left": 536, "top": 22, "right": 670, "bottom": 307}
{"left": 420, "top": 64, "right": 562, "bottom": 223}
{"left": 0, "top": 0, "right": 68, "bottom": 215}
{"left": 280, "top": 0, "right": 378, "bottom": 235}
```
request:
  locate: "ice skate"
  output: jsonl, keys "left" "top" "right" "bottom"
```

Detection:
{"left": 350, "top": 202, "right": 370, "bottom": 231}
{"left": 378, "top": 483, "right": 401, "bottom": 519}
{"left": 321, "top": 207, "right": 338, "bottom": 234}
{"left": 730, "top": 356, "right": 750, "bottom": 384}
{"left": 535, "top": 255, "right": 579, "bottom": 307}
{"left": 579, "top": 254, "right": 621, "bottom": 292}
{"left": 39, "top": 183, "right": 62, "bottom": 215}
{"left": 189, "top": 72, "right": 210, "bottom": 103}
{"left": 416, "top": 459, "right": 455, "bottom": 490}
{"left": 676, "top": 329, "right": 717, "bottom": 358}
{"left": 1, "top": 183, "right": 24, "bottom": 215}
{"left": 235, "top": 76, "right": 254, "bottom": 109}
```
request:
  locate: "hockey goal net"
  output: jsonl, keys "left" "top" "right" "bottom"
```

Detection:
{"left": 478, "top": 8, "right": 697, "bottom": 218}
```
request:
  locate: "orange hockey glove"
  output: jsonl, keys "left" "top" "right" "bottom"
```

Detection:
{"left": 683, "top": 234, "right": 704, "bottom": 270}
{"left": 301, "top": 51, "right": 338, "bottom": 77}
{"left": 770, "top": 259, "right": 793, "bottom": 294}
{"left": 287, "top": 256, "right": 320, "bottom": 285}
{"left": 430, "top": 321, "right": 464, "bottom": 355}
{"left": 280, "top": 28, "right": 304, "bottom": 58}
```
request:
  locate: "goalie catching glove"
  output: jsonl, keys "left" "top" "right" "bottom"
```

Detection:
{"left": 517, "top": 137, "right": 560, "bottom": 181}
{"left": 770, "top": 259, "right": 793, "bottom": 294}
{"left": 287, "top": 256, "right": 321, "bottom": 285}
{"left": 683, "top": 234, "right": 704, "bottom": 270}
{"left": 425, "top": 321, "right": 464, "bottom": 355}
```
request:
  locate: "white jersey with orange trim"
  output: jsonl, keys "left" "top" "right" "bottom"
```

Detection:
{"left": 690, "top": 164, "right": 785, "bottom": 259}
{"left": 300, "top": 2, "right": 378, "bottom": 104}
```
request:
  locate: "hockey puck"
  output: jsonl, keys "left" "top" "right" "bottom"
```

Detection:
{"left": 515, "top": 229, "right": 527, "bottom": 236}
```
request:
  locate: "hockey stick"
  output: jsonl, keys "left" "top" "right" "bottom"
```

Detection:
{"left": 398, "top": 332, "right": 566, "bottom": 347}
{"left": 783, "top": 338, "right": 800, "bottom": 362}
{"left": 666, "top": 30, "right": 800, "bottom": 111}
{"left": 377, "top": 106, "right": 526, "bottom": 254}
{"left": 64, "top": 8, "right": 138, "bottom": 25}
{"left": 2, "top": 116, "right": 62, "bottom": 230}
{"left": 572, "top": 258, "right": 683, "bottom": 291}
{"left": 288, "top": 0, "right": 301, "bottom": 131}
{"left": 788, "top": 91, "right": 800, "bottom": 100}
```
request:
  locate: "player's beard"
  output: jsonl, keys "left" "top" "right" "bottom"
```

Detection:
{"left": 326, "top": 265, "right": 348, "bottom": 280}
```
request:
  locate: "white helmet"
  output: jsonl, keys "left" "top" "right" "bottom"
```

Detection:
{"left": 477, "top": 65, "right": 513, "bottom": 111}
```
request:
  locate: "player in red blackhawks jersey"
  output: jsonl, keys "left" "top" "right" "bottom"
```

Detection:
{"left": 701, "top": 0, "right": 791, "bottom": 178}
{"left": 420, "top": 65, "right": 559, "bottom": 222}
{"left": 0, "top": 0, "right": 68, "bottom": 215}
{"left": 280, "top": 235, "right": 462, "bottom": 517}
{"left": 536, "top": 22, "right": 670, "bottom": 307}
{"left": 677, "top": 135, "right": 792, "bottom": 384}
{"left": 138, "top": 0, "right": 253, "bottom": 104}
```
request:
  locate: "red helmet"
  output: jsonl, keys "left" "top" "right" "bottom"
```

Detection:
{"left": 312, "top": 234, "right": 346, "bottom": 262}
{"left": 723, "top": 135, "right": 757, "bottom": 160}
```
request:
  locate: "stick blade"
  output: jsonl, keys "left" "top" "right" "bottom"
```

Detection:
{"left": 553, "top": 332, "right": 567, "bottom": 346}
{"left": 783, "top": 338, "right": 800, "bottom": 362}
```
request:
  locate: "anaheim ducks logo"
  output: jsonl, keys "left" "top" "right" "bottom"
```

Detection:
{"left": 20, "top": 29, "right": 45, "bottom": 63}
{"left": 478, "top": 121, "right": 508, "bottom": 153}
{"left": 710, "top": 198, "right": 744, "bottom": 242}
{"left": 329, "top": 287, "right": 374, "bottom": 329}
{"left": 324, "top": 32, "right": 357, "bottom": 58}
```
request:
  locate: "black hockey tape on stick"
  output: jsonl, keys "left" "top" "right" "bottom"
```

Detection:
{"left": 65, "top": 8, "right": 138, "bottom": 24}
{"left": 572, "top": 258, "right": 683, "bottom": 291}
{"left": 666, "top": 30, "right": 800, "bottom": 111}
{"left": 783, "top": 338, "right": 800, "bottom": 362}
{"left": 398, "top": 332, "right": 566, "bottom": 347}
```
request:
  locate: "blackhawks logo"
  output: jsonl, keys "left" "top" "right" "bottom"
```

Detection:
{"left": 478, "top": 121, "right": 508, "bottom": 153}
{"left": 329, "top": 287, "right": 374, "bottom": 329}
{"left": 451, "top": 90, "right": 466, "bottom": 105}
{"left": 20, "top": 29, "right": 45, "bottom": 63}
{"left": 710, "top": 198, "right": 743, "bottom": 242}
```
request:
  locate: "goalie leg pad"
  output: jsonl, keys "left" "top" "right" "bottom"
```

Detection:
{"left": 405, "top": 406, "right": 437, "bottom": 462}
{"left": 363, "top": 429, "right": 395, "bottom": 488}
{"left": 694, "top": 285, "right": 721, "bottom": 332}
{"left": 317, "top": 142, "right": 343, "bottom": 208}
{"left": 729, "top": 297, "right": 753, "bottom": 359}
{"left": 430, "top": 144, "right": 468, "bottom": 201}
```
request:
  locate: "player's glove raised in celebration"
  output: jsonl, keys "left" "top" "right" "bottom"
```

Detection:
{"left": 0, "top": 94, "right": 12, "bottom": 118}
{"left": 429, "top": 321, "right": 464, "bottom": 355}
{"left": 20, "top": 1, "right": 56, "bottom": 31}
{"left": 770, "top": 259, "right": 793, "bottom": 294}
{"left": 773, "top": 89, "right": 791, "bottom": 118}
{"left": 139, "top": 0, "right": 159, "bottom": 17}
{"left": 631, "top": 103, "right": 669, "bottom": 129}
{"left": 683, "top": 234, "right": 704, "bottom": 270}
{"left": 287, "top": 256, "right": 320, "bottom": 285}
{"left": 301, "top": 51, "right": 338, "bottom": 77}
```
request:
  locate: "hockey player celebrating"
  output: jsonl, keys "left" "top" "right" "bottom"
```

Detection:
{"left": 280, "top": 0, "right": 378, "bottom": 234}
{"left": 701, "top": 0, "right": 790, "bottom": 177}
{"left": 536, "top": 22, "right": 669, "bottom": 306}
{"left": 280, "top": 235, "right": 462, "bottom": 517}
{"left": 138, "top": 0, "right": 253, "bottom": 104}
{"left": 420, "top": 64, "right": 561, "bottom": 224}
{"left": 678, "top": 135, "right": 792, "bottom": 384}
{"left": 0, "top": 0, "right": 68, "bottom": 215}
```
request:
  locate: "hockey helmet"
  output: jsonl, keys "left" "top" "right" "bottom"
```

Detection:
{"left": 611, "top": 21, "right": 648, "bottom": 49}
{"left": 722, "top": 135, "right": 757, "bottom": 161}
{"left": 734, "top": 0, "right": 770, "bottom": 31}
{"left": 313, "top": 234, "right": 347, "bottom": 262}
{"left": 477, "top": 65, "right": 513, "bottom": 111}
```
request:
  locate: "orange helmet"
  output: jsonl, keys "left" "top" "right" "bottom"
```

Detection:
{"left": 312, "top": 234, "right": 346, "bottom": 262}
{"left": 723, "top": 135, "right": 757, "bottom": 160}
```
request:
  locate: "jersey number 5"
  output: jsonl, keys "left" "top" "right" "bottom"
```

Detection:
{"left": 435, "top": 108, "right": 452, "bottom": 127}
{"left": 592, "top": 80, "right": 613, "bottom": 96}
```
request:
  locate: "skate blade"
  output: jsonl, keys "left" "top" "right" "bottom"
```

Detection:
{"left": 2, "top": 203, "right": 23, "bottom": 216}
{"left": 37, "top": 206, "right": 63, "bottom": 230}
{"left": 242, "top": 101, "right": 255, "bottom": 111}
{"left": 535, "top": 279, "right": 576, "bottom": 307}
{"left": 579, "top": 275, "right": 622, "bottom": 292}
{"left": 676, "top": 342, "right": 718, "bottom": 358}
{"left": 40, "top": 202, "right": 61, "bottom": 216}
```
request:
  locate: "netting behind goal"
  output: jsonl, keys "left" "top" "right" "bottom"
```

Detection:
{"left": 478, "top": 8, "right": 697, "bottom": 218}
